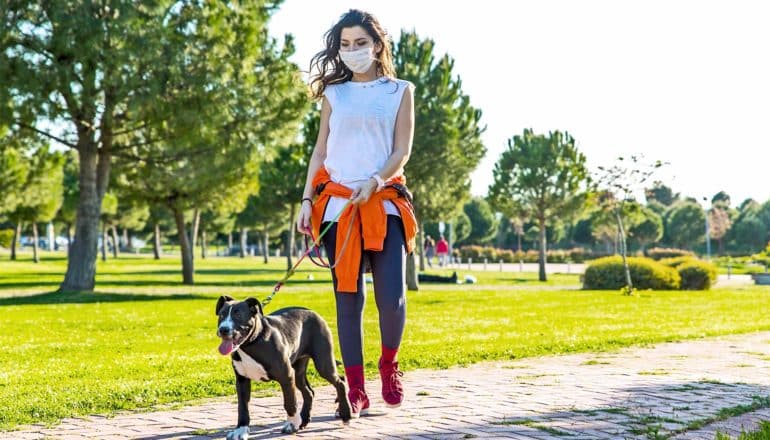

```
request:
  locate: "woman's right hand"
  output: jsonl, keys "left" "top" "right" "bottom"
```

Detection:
{"left": 296, "top": 201, "right": 312, "bottom": 235}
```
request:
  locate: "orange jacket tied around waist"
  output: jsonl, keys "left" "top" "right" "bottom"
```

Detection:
{"left": 311, "top": 167, "right": 417, "bottom": 293}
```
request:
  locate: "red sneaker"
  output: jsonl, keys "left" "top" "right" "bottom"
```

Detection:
{"left": 379, "top": 358, "right": 404, "bottom": 408}
{"left": 348, "top": 387, "right": 370, "bottom": 418}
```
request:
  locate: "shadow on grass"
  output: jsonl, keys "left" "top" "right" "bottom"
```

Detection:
{"left": 0, "top": 290, "right": 211, "bottom": 306}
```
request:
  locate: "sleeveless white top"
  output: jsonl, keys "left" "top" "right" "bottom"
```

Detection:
{"left": 322, "top": 77, "right": 414, "bottom": 222}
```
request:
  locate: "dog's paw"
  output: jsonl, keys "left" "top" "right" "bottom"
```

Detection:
{"left": 226, "top": 426, "right": 250, "bottom": 440}
{"left": 299, "top": 412, "right": 310, "bottom": 429}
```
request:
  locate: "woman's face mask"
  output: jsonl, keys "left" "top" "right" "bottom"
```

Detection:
{"left": 339, "top": 47, "right": 375, "bottom": 74}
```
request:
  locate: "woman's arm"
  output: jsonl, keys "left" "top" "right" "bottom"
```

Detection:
{"left": 297, "top": 98, "right": 331, "bottom": 234}
{"left": 377, "top": 84, "right": 414, "bottom": 180}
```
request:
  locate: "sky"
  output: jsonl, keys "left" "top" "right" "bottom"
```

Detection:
{"left": 268, "top": 0, "right": 770, "bottom": 206}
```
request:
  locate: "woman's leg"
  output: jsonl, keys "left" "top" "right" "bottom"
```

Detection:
{"left": 368, "top": 215, "right": 407, "bottom": 407}
{"left": 321, "top": 222, "right": 369, "bottom": 415}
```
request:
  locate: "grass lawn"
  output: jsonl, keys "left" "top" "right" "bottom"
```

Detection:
{"left": 2, "top": 251, "right": 770, "bottom": 430}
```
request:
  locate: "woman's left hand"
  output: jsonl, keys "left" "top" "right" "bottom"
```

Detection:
{"left": 350, "top": 178, "right": 378, "bottom": 205}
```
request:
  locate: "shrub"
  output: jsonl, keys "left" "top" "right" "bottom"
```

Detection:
{"left": 0, "top": 229, "right": 13, "bottom": 248}
{"left": 646, "top": 247, "right": 695, "bottom": 260}
{"left": 658, "top": 256, "right": 698, "bottom": 268}
{"left": 548, "top": 249, "right": 568, "bottom": 263}
{"left": 458, "top": 245, "right": 483, "bottom": 261}
{"left": 497, "top": 249, "right": 515, "bottom": 263}
{"left": 481, "top": 246, "right": 497, "bottom": 262}
{"left": 583, "top": 256, "right": 681, "bottom": 290}
{"left": 678, "top": 261, "right": 717, "bottom": 290}
{"left": 566, "top": 248, "right": 592, "bottom": 263}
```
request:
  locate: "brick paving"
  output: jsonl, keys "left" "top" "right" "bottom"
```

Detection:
{"left": 4, "top": 332, "right": 770, "bottom": 439}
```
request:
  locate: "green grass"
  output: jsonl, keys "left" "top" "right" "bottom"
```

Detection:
{"left": 3, "top": 252, "right": 770, "bottom": 430}
{"left": 492, "top": 419, "right": 571, "bottom": 436}
{"left": 716, "top": 421, "right": 770, "bottom": 440}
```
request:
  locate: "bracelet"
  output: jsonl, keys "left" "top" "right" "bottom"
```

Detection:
{"left": 301, "top": 197, "right": 313, "bottom": 205}
{"left": 371, "top": 174, "right": 385, "bottom": 192}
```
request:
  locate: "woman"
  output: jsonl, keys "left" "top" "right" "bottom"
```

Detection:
{"left": 295, "top": 9, "right": 417, "bottom": 417}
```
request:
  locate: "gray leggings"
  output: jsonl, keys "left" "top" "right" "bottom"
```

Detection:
{"left": 321, "top": 215, "right": 407, "bottom": 367}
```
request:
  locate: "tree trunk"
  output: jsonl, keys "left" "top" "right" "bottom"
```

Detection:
{"left": 537, "top": 216, "right": 547, "bottom": 282}
{"left": 286, "top": 204, "right": 296, "bottom": 270}
{"left": 227, "top": 232, "right": 233, "bottom": 253}
{"left": 262, "top": 229, "right": 269, "bottom": 264}
{"left": 201, "top": 230, "right": 208, "bottom": 259}
{"left": 191, "top": 208, "right": 200, "bottom": 258}
{"left": 615, "top": 207, "right": 633, "bottom": 293}
{"left": 153, "top": 223, "right": 161, "bottom": 259}
{"left": 173, "top": 207, "right": 194, "bottom": 285}
{"left": 11, "top": 222, "right": 20, "bottom": 261}
{"left": 32, "top": 222, "right": 39, "bottom": 263}
{"left": 517, "top": 232, "right": 522, "bottom": 253}
{"left": 239, "top": 227, "right": 248, "bottom": 258}
{"left": 406, "top": 251, "right": 419, "bottom": 291}
{"left": 101, "top": 223, "right": 108, "bottom": 262}
{"left": 110, "top": 225, "right": 119, "bottom": 258}
{"left": 60, "top": 147, "right": 110, "bottom": 292}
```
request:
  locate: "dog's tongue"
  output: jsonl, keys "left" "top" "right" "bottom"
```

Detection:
{"left": 218, "top": 339, "right": 233, "bottom": 356}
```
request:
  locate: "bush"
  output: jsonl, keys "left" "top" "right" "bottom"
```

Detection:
{"left": 497, "top": 249, "right": 515, "bottom": 263}
{"left": 566, "top": 248, "right": 592, "bottom": 263}
{"left": 646, "top": 247, "right": 695, "bottom": 260}
{"left": 583, "top": 256, "right": 681, "bottom": 290}
{"left": 457, "top": 245, "right": 484, "bottom": 261}
{"left": 0, "top": 229, "right": 13, "bottom": 248}
{"left": 658, "top": 256, "right": 698, "bottom": 268}
{"left": 678, "top": 261, "right": 717, "bottom": 290}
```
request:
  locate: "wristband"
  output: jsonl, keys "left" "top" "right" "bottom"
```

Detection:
{"left": 301, "top": 197, "right": 313, "bottom": 205}
{"left": 371, "top": 174, "right": 385, "bottom": 192}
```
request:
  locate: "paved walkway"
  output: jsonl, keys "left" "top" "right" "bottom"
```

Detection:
{"left": 5, "top": 332, "right": 770, "bottom": 440}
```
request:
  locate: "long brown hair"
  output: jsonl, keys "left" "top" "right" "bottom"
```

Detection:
{"left": 309, "top": 9, "right": 396, "bottom": 100}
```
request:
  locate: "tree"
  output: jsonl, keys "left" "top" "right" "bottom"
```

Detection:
{"left": 2, "top": 2, "right": 193, "bottom": 290}
{"left": 665, "top": 201, "right": 706, "bottom": 250}
{"left": 113, "top": 196, "right": 149, "bottom": 253}
{"left": 112, "top": 2, "right": 307, "bottom": 284}
{"left": 198, "top": 208, "right": 235, "bottom": 259}
{"left": 393, "top": 30, "right": 486, "bottom": 283}
{"left": 712, "top": 191, "right": 731, "bottom": 207}
{"left": 0, "top": 140, "right": 27, "bottom": 220}
{"left": 99, "top": 192, "right": 118, "bottom": 261}
{"left": 593, "top": 155, "right": 664, "bottom": 293}
{"left": 645, "top": 181, "right": 678, "bottom": 206}
{"left": 237, "top": 192, "right": 285, "bottom": 264}
{"left": 7, "top": 145, "right": 64, "bottom": 262}
{"left": 54, "top": 150, "right": 79, "bottom": 248}
{"left": 708, "top": 206, "right": 732, "bottom": 254}
{"left": 261, "top": 110, "right": 318, "bottom": 269}
{"left": 458, "top": 197, "right": 497, "bottom": 246}
{"left": 571, "top": 218, "right": 596, "bottom": 249}
{"left": 628, "top": 207, "right": 663, "bottom": 252}
{"left": 488, "top": 129, "right": 590, "bottom": 281}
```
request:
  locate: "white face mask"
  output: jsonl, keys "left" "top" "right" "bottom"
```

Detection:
{"left": 339, "top": 47, "right": 375, "bottom": 74}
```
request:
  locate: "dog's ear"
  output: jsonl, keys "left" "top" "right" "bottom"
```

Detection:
{"left": 244, "top": 297, "right": 263, "bottom": 316}
{"left": 216, "top": 295, "right": 234, "bottom": 315}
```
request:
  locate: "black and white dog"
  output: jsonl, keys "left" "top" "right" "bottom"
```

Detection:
{"left": 216, "top": 296, "right": 352, "bottom": 439}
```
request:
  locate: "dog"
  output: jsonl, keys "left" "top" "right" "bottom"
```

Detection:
{"left": 215, "top": 295, "right": 352, "bottom": 439}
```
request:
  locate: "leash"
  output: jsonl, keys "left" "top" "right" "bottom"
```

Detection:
{"left": 260, "top": 199, "right": 355, "bottom": 308}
